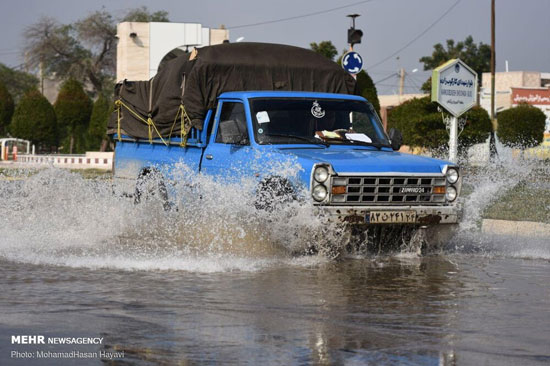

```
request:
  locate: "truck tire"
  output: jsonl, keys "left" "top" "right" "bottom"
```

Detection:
{"left": 134, "top": 169, "right": 170, "bottom": 211}
{"left": 254, "top": 176, "right": 295, "bottom": 211}
{"left": 425, "top": 224, "right": 459, "bottom": 252}
{"left": 345, "top": 225, "right": 418, "bottom": 255}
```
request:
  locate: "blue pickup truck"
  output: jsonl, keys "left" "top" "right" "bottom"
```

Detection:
{"left": 109, "top": 43, "right": 461, "bottom": 254}
{"left": 113, "top": 90, "right": 461, "bottom": 253}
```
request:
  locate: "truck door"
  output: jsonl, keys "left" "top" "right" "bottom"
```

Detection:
{"left": 200, "top": 101, "right": 255, "bottom": 181}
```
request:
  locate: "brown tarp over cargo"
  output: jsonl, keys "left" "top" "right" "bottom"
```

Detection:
{"left": 107, "top": 42, "right": 357, "bottom": 140}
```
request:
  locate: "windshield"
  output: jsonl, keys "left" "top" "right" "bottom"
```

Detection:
{"left": 250, "top": 98, "right": 390, "bottom": 147}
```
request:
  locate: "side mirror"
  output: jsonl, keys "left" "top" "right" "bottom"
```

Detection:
{"left": 388, "top": 128, "right": 403, "bottom": 151}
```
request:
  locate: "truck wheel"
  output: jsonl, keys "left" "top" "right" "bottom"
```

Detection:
{"left": 134, "top": 169, "right": 170, "bottom": 211}
{"left": 254, "top": 176, "right": 295, "bottom": 211}
{"left": 345, "top": 225, "right": 417, "bottom": 255}
{"left": 424, "top": 224, "right": 459, "bottom": 252}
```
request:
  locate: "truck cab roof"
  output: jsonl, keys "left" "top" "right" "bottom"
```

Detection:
{"left": 218, "top": 91, "right": 367, "bottom": 102}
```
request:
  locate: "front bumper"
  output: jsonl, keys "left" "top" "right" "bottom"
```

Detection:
{"left": 319, "top": 204, "right": 460, "bottom": 225}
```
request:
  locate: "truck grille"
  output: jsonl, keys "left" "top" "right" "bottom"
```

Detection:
{"left": 330, "top": 176, "right": 447, "bottom": 206}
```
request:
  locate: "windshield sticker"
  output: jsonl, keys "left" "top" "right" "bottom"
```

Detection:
{"left": 256, "top": 111, "right": 270, "bottom": 124}
{"left": 345, "top": 133, "right": 372, "bottom": 143}
{"left": 311, "top": 100, "right": 325, "bottom": 119}
{"left": 258, "top": 128, "right": 264, "bottom": 134}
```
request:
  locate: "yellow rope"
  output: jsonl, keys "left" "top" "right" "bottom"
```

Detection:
{"left": 147, "top": 116, "right": 153, "bottom": 143}
{"left": 115, "top": 99, "right": 169, "bottom": 146}
{"left": 168, "top": 104, "right": 192, "bottom": 147}
{"left": 168, "top": 105, "right": 182, "bottom": 145}
{"left": 180, "top": 105, "right": 193, "bottom": 147}
{"left": 115, "top": 100, "right": 122, "bottom": 142}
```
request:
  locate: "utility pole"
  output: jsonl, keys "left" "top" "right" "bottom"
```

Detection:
{"left": 399, "top": 68, "right": 405, "bottom": 99}
{"left": 39, "top": 60, "right": 44, "bottom": 95}
{"left": 489, "top": 0, "right": 498, "bottom": 159}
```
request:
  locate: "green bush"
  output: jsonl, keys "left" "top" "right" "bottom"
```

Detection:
{"left": 0, "top": 80, "right": 14, "bottom": 135}
{"left": 54, "top": 79, "right": 92, "bottom": 153}
{"left": 387, "top": 96, "right": 492, "bottom": 151}
{"left": 460, "top": 105, "right": 493, "bottom": 148}
{"left": 497, "top": 104, "right": 546, "bottom": 148}
{"left": 336, "top": 54, "right": 380, "bottom": 116}
{"left": 87, "top": 94, "right": 112, "bottom": 151}
{"left": 356, "top": 70, "right": 380, "bottom": 116}
{"left": 10, "top": 89, "right": 57, "bottom": 147}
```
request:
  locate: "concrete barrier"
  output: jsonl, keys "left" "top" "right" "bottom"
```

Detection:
{"left": 16, "top": 152, "right": 113, "bottom": 170}
{"left": 482, "top": 219, "right": 550, "bottom": 239}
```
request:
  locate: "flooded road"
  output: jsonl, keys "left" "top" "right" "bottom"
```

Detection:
{"left": 1, "top": 254, "right": 549, "bottom": 365}
{"left": 0, "top": 166, "right": 549, "bottom": 365}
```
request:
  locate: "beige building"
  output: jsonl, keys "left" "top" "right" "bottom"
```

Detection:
{"left": 480, "top": 71, "right": 550, "bottom": 132}
{"left": 480, "top": 71, "right": 550, "bottom": 113}
{"left": 117, "top": 22, "right": 229, "bottom": 82}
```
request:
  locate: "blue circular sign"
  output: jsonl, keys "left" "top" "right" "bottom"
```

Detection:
{"left": 342, "top": 51, "right": 363, "bottom": 74}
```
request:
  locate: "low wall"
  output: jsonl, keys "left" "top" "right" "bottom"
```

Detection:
{"left": 482, "top": 219, "right": 550, "bottom": 238}
{"left": 17, "top": 152, "right": 114, "bottom": 170}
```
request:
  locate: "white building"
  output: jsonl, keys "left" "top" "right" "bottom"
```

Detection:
{"left": 116, "top": 22, "right": 229, "bottom": 81}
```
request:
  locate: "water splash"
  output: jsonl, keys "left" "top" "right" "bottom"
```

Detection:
{"left": 450, "top": 143, "right": 550, "bottom": 259}
{"left": 1, "top": 145, "right": 548, "bottom": 271}
{"left": 0, "top": 163, "right": 341, "bottom": 272}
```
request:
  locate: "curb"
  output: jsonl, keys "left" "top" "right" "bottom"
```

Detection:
{"left": 482, "top": 219, "right": 550, "bottom": 238}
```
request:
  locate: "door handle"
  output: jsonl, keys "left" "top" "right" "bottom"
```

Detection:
{"left": 205, "top": 154, "right": 213, "bottom": 160}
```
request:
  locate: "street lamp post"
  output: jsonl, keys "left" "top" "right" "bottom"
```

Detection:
{"left": 346, "top": 14, "right": 362, "bottom": 52}
{"left": 489, "top": 0, "right": 498, "bottom": 159}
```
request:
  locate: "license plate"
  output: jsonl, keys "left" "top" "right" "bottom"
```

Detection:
{"left": 366, "top": 211, "right": 417, "bottom": 224}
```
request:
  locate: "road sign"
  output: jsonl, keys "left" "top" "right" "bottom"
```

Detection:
{"left": 431, "top": 58, "right": 477, "bottom": 117}
{"left": 342, "top": 51, "right": 363, "bottom": 74}
{"left": 431, "top": 59, "right": 478, "bottom": 163}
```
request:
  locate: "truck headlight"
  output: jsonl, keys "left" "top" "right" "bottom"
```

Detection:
{"left": 313, "top": 166, "right": 329, "bottom": 183}
{"left": 312, "top": 185, "right": 328, "bottom": 201}
{"left": 446, "top": 168, "right": 459, "bottom": 184}
{"left": 446, "top": 186, "right": 457, "bottom": 202}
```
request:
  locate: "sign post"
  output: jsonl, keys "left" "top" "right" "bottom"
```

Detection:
{"left": 431, "top": 59, "right": 478, "bottom": 162}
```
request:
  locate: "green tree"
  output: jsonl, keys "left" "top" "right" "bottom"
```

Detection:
{"left": 23, "top": 7, "right": 169, "bottom": 95}
{"left": 387, "top": 96, "right": 492, "bottom": 153}
{"left": 356, "top": 70, "right": 380, "bottom": 116}
{"left": 310, "top": 41, "right": 338, "bottom": 61}
{"left": 419, "top": 36, "right": 490, "bottom": 92}
{"left": 10, "top": 89, "right": 57, "bottom": 148}
{"left": 87, "top": 94, "right": 112, "bottom": 151}
{"left": 0, "top": 63, "right": 38, "bottom": 101}
{"left": 123, "top": 6, "right": 169, "bottom": 22}
{"left": 497, "top": 104, "right": 546, "bottom": 149}
{"left": 0, "top": 80, "right": 14, "bottom": 135}
{"left": 334, "top": 50, "right": 381, "bottom": 117}
{"left": 54, "top": 79, "right": 92, "bottom": 153}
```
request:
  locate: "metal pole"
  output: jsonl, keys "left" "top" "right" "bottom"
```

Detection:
{"left": 346, "top": 14, "right": 358, "bottom": 79}
{"left": 349, "top": 43, "right": 356, "bottom": 80}
{"left": 489, "top": 0, "right": 498, "bottom": 159}
{"left": 39, "top": 61, "right": 44, "bottom": 95}
{"left": 449, "top": 116, "right": 458, "bottom": 163}
{"left": 399, "top": 68, "right": 405, "bottom": 99}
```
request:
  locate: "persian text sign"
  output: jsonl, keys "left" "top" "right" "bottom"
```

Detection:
{"left": 511, "top": 88, "right": 550, "bottom": 105}
{"left": 431, "top": 59, "right": 478, "bottom": 117}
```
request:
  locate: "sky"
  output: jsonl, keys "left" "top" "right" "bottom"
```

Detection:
{"left": 0, "top": 0, "right": 548, "bottom": 95}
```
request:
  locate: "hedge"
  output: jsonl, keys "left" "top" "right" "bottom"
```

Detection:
{"left": 497, "top": 104, "right": 546, "bottom": 148}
